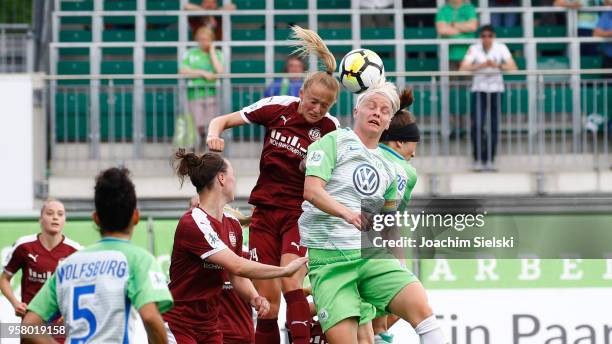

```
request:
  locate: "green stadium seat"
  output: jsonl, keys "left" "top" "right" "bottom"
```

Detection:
{"left": 275, "top": 0, "right": 307, "bottom": 9}
{"left": 103, "top": 30, "right": 136, "bottom": 42}
{"left": 581, "top": 56, "right": 603, "bottom": 80}
{"left": 146, "top": 29, "right": 179, "bottom": 41}
{"left": 505, "top": 56, "right": 526, "bottom": 81}
{"left": 534, "top": 25, "right": 567, "bottom": 38}
{"left": 232, "top": 90, "right": 265, "bottom": 139}
{"left": 275, "top": 15, "right": 307, "bottom": 24}
{"left": 231, "top": 60, "right": 265, "bottom": 84}
{"left": 145, "top": 91, "right": 176, "bottom": 139}
{"left": 60, "top": 0, "right": 93, "bottom": 11}
{"left": 61, "top": 16, "right": 91, "bottom": 25}
{"left": 275, "top": 28, "right": 292, "bottom": 41}
{"left": 232, "top": 29, "right": 266, "bottom": 41}
{"left": 543, "top": 86, "right": 572, "bottom": 114}
{"left": 406, "top": 58, "right": 438, "bottom": 82}
{"left": 234, "top": 0, "right": 265, "bottom": 9}
{"left": 405, "top": 44, "right": 438, "bottom": 54}
{"left": 146, "top": 47, "right": 177, "bottom": 56}
{"left": 496, "top": 27, "right": 523, "bottom": 38}
{"left": 55, "top": 91, "right": 90, "bottom": 141}
{"left": 99, "top": 92, "right": 134, "bottom": 141}
{"left": 59, "top": 48, "right": 89, "bottom": 57}
{"left": 500, "top": 88, "right": 528, "bottom": 114}
{"left": 404, "top": 27, "right": 436, "bottom": 39}
{"left": 318, "top": 29, "right": 351, "bottom": 40}
{"left": 582, "top": 86, "right": 611, "bottom": 115}
{"left": 147, "top": 0, "right": 180, "bottom": 10}
{"left": 365, "top": 45, "right": 394, "bottom": 53}
{"left": 537, "top": 57, "right": 570, "bottom": 82}
{"left": 411, "top": 88, "right": 437, "bottom": 117}
{"left": 361, "top": 28, "right": 394, "bottom": 40}
{"left": 231, "top": 15, "right": 265, "bottom": 25}
{"left": 318, "top": 0, "right": 350, "bottom": 8}
{"left": 104, "top": 0, "right": 137, "bottom": 10}
{"left": 144, "top": 61, "right": 178, "bottom": 85}
{"left": 57, "top": 61, "right": 90, "bottom": 75}
{"left": 105, "top": 16, "right": 136, "bottom": 25}
{"left": 147, "top": 16, "right": 177, "bottom": 25}
{"left": 103, "top": 47, "right": 133, "bottom": 56}
{"left": 101, "top": 61, "right": 134, "bottom": 85}
{"left": 59, "top": 30, "right": 92, "bottom": 42}
{"left": 449, "top": 88, "right": 470, "bottom": 114}
{"left": 381, "top": 58, "right": 396, "bottom": 72}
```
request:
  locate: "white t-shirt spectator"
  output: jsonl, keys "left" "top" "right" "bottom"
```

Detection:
{"left": 359, "top": 0, "right": 394, "bottom": 9}
{"left": 463, "top": 41, "right": 512, "bottom": 93}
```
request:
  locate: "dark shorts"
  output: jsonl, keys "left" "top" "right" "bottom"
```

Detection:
{"left": 248, "top": 206, "right": 307, "bottom": 266}
{"left": 164, "top": 301, "right": 222, "bottom": 344}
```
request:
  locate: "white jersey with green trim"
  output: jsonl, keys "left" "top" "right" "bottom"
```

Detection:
{"left": 299, "top": 128, "right": 399, "bottom": 250}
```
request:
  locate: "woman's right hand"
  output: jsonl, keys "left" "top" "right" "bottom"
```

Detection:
{"left": 342, "top": 210, "right": 362, "bottom": 231}
{"left": 13, "top": 301, "right": 27, "bottom": 317}
{"left": 207, "top": 136, "right": 225, "bottom": 152}
{"left": 282, "top": 257, "right": 308, "bottom": 277}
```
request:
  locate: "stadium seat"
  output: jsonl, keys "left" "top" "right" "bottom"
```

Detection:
{"left": 406, "top": 58, "right": 439, "bottom": 82}
{"left": 104, "top": 0, "right": 137, "bottom": 10}
{"left": 59, "top": 30, "right": 92, "bottom": 43}
{"left": 234, "top": 0, "right": 266, "bottom": 9}
{"left": 144, "top": 60, "right": 178, "bottom": 85}
{"left": 99, "top": 92, "right": 134, "bottom": 141}
{"left": 145, "top": 90, "right": 175, "bottom": 139}
{"left": 361, "top": 28, "right": 394, "bottom": 40}
{"left": 146, "top": 29, "right": 179, "bottom": 42}
{"left": 581, "top": 56, "right": 603, "bottom": 80}
{"left": 147, "top": 0, "right": 180, "bottom": 10}
{"left": 496, "top": 27, "right": 523, "bottom": 38}
{"left": 381, "top": 58, "right": 396, "bottom": 72}
{"left": 101, "top": 61, "right": 134, "bottom": 85}
{"left": 57, "top": 61, "right": 90, "bottom": 85}
{"left": 534, "top": 25, "right": 567, "bottom": 38}
{"left": 275, "top": 28, "right": 293, "bottom": 41}
{"left": 318, "top": 29, "right": 351, "bottom": 40}
{"left": 103, "top": 30, "right": 136, "bottom": 42}
{"left": 231, "top": 60, "right": 265, "bottom": 84}
{"left": 275, "top": 0, "right": 307, "bottom": 9}
{"left": 231, "top": 15, "right": 265, "bottom": 25}
{"left": 404, "top": 27, "right": 437, "bottom": 39}
{"left": 318, "top": 0, "right": 350, "bottom": 8}
{"left": 60, "top": 0, "right": 93, "bottom": 11}
{"left": 232, "top": 29, "right": 266, "bottom": 41}
{"left": 55, "top": 91, "right": 90, "bottom": 141}
{"left": 147, "top": 16, "right": 177, "bottom": 25}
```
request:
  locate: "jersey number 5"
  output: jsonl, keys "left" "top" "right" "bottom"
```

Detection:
{"left": 72, "top": 284, "right": 97, "bottom": 344}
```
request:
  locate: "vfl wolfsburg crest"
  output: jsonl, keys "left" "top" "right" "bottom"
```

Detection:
{"left": 353, "top": 164, "right": 380, "bottom": 196}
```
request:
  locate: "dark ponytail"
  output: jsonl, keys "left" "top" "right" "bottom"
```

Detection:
{"left": 174, "top": 149, "right": 227, "bottom": 193}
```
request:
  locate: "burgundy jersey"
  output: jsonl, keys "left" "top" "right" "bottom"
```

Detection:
{"left": 3, "top": 234, "right": 80, "bottom": 304}
{"left": 218, "top": 249, "right": 254, "bottom": 343}
{"left": 240, "top": 96, "right": 339, "bottom": 210}
{"left": 167, "top": 207, "right": 243, "bottom": 303}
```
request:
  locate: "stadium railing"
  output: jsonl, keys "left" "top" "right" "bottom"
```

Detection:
{"left": 0, "top": 24, "right": 34, "bottom": 73}
{"left": 44, "top": 69, "right": 611, "bottom": 176}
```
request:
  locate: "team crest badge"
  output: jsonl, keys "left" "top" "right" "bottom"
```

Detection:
{"left": 308, "top": 127, "right": 321, "bottom": 141}
{"left": 229, "top": 231, "right": 237, "bottom": 247}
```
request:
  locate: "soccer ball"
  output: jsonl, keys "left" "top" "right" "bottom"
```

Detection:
{"left": 338, "top": 49, "right": 385, "bottom": 94}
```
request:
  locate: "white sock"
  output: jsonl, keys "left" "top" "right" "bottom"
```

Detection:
{"left": 415, "top": 315, "right": 447, "bottom": 344}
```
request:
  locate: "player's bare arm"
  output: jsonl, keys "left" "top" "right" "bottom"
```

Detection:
{"left": 207, "top": 111, "right": 247, "bottom": 151}
{"left": 0, "top": 271, "right": 27, "bottom": 317}
{"left": 228, "top": 273, "right": 271, "bottom": 317}
{"left": 21, "top": 311, "right": 57, "bottom": 344}
{"left": 138, "top": 303, "right": 168, "bottom": 344}
{"left": 304, "top": 175, "right": 362, "bottom": 230}
{"left": 207, "top": 248, "right": 307, "bottom": 279}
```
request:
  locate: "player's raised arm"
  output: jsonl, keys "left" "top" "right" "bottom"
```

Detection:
{"left": 138, "top": 303, "right": 168, "bottom": 344}
{"left": 207, "top": 248, "right": 307, "bottom": 279}
{"left": 206, "top": 111, "right": 246, "bottom": 151}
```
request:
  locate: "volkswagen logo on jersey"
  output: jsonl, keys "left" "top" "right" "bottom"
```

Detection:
{"left": 308, "top": 127, "right": 322, "bottom": 141}
{"left": 353, "top": 164, "right": 380, "bottom": 195}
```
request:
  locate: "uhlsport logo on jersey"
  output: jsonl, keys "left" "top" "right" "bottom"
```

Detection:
{"left": 308, "top": 127, "right": 322, "bottom": 141}
{"left": 353, "top": 164, "right": 380, "bottom": 195}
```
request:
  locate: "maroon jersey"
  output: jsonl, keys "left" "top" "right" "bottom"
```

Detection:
{"left": 167, "top": 207, "right": 243, "bottom": 303}
{"left": 240, "top": 96, "right": 339, "bottom": 210}
{"left": 3, "top": 234, "right": 80, "bottom": 304}
{"left": 218, "top": 249, "right": 254, "bottom": 343}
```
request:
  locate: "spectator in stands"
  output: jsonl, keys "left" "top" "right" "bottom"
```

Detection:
{"left": 594, "top": 1, "right": 612, "bottom": 69}
{"left": 435, "top": 0, "right": 478, "bottom": 69}
{"left": 555, "top": 0, "right": 604, "bottom": 55}
{"left": 264, "top": 55, "right": 305, "bottom": 97}
{"left": 180, "top": 26, "right": 224, "bottom": 152}
{"left": 460, "top": 25, "right": 517, "bottom": 171}
{"left": 360, "top": 0, "right": 394, "bottom": 28}
{"left": 184, "top": 0, "right": 236, "bottom": 41}
{"left": 490, "top": 0, "right": 519, "bottom": 28}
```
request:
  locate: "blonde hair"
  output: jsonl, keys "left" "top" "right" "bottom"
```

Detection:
{"left": 40, "top": 197, "right": 64, "bottom": 216}
{"left": 289, "top": 26, "right": 340, "bottom": 97}
{"left": 355, "top": 80, "right": 400, "bottom": 114}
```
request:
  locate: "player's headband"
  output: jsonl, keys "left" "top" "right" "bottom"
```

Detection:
{"left": 380, "top": 122, "right": 420, "bottom": 142}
